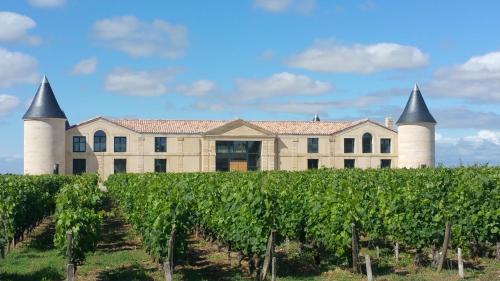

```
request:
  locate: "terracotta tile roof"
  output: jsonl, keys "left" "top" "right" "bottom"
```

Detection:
{"left": 109, "top": 118, "right": 369, "bottom": 135}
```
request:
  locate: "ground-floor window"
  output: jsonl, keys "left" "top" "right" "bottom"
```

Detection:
{"left": 154, "top": 159, "right": 167, "bottom": 173}
{"left": 215, "top": 141, "right": 261, "bottom": 171}
{"left": 344, "top": 159, "right": 355, "bottom": 168}
{"left": 73, "top": 159, "right": 86, "bottom": 175}
{"left": 381, "top": 159, "right": 392, "bottom": 168}
{"left": 307, "top": 159, "right": 319, "bottom": 169}
{"left": 114, "top": 159, "right": 127, "bottom": 174}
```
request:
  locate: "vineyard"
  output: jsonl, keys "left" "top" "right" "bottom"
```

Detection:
{"left": 106, "top": 167, "right": 500, "bottom": 279}
{"left": 1, "top": 167, "right": 499, "bottom": 280}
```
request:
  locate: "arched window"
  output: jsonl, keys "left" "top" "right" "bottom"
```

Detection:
{"left": 362, "top": 133, "right": 372, "bottom": 153}
{"left": 94, "top": 130, "right": 107, "bottom": 152}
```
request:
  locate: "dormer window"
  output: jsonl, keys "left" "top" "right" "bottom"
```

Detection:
{"left": 362, "top": 133, "right": 372, "bottom": 153}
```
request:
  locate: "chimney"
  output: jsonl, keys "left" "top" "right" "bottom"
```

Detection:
{"left": 385, "top": 117, "right": 393, "bottom": 129}
{"left": 312, "top": 114, "right": 320, "bottom": 122}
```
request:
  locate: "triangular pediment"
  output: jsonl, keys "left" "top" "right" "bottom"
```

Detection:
{"left": 204, "top": 119, "right": 275, "bottom": 136}
{"left": 66, "top": 116, "right": 138, "bottom": 134}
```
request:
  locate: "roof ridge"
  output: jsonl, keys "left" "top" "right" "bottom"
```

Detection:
{"left": 112, "top": 118, "right": 363, "bottom": 123}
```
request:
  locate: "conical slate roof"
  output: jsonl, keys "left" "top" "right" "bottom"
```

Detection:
{"left": 396, "top": 84, "right": 436, "bottom": 125}
{"left": 23, "top": 76, "right": 66, "bottom": 120}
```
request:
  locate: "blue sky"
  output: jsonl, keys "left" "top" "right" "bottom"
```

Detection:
{"left": 1, "top": 0, "right": 500, "bottom": 173}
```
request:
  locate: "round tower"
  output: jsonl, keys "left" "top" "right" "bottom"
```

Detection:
{"left": 396, "top": 84, "right": 437, "bottom": 168}
{"left": 23, "top": 76, "right": 67, "bottom": 175}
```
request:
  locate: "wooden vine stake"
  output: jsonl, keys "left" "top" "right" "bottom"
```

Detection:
{"left": 365, "top": 254, "right": 373, "bottom": 281}
{"left": 271, "top": 256, "right": 277, "bottom": 281}
{"left": 376, "top": 246, "right": 380, "bottom": 259}
{"left": 457, "top": 248, "right": 464, "bottom": 279}
{"left": 395, "top": 242, "right": 399, "bottom": 261}
{"left": 437, "top": 221, "right": 451, "bottom": 273}
{"left": 496, "top": 242, "right": 500, "bottom": 261}
{"left": 261, "top": 230, "right": 276, "bottom": 281}
{"left": 351, "top": 223, "right": 359, "bottom": 273}
{"left": 66, "top": 231, "right": 74, "bottom": 281}
{"left": 164, "top": 227, "right": 176, "bottom": 281}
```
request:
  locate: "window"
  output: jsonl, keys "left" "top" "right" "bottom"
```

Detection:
{"left": 114, "top": 137, "right": 127, "bottom": 152}
{"left": 114, "top": 159, "right": 126, "bottom": 174}
{"left": 73, "top": 136, "right": 86, "bottom": 152}
{"left": 344, "top": 159, "right": 355, "bottom": 168}
{"left": 154, "top": 159, "right": 167, "bottom": 173}
{"left": 381, "top": 159, "right": 391, "bottom": 168}
{"left": 53, "top": 164, "right": 59, "bottom": 175}
{"left": 73, "top": 159, "right": 86, "bottom": 175}
{"left": 344, "top": 138, "right": 355, "bottom": 153}
{"left": 94, "top": 130, "right": 106, "bottom": 152}
{"left": 308, "top": 159, "right": 319, "bottom": 170}
{"left": 380, "top": 138, "right": 391, "bottom": 153}
{"left": 155, "top": 137, "right": 167, "bottom": 152}
{"left": 362, "top": 133, "right": 372, "bottom": 153}
{"left": 307, "top": 138, "right": 319, "bottom": 153}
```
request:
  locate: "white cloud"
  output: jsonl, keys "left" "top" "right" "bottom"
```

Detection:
{"left": 436, "top": 130, "right": 500, "bottom": 166}
{"left": 235, "top": 72, "right": 331, "bottom": 100}
{"left": 260, "top": 49, "right": 274, "bottom": 60}
{"left": 0, "top": 12, "right": 40, "bottom": 45}
{"left": 288, "top": 40, "right": 429, "bottom": 73}
{"left": 70, "top": 57, "right": 97, "bottom": 75}
{"left": 359, "top": 0, "right": 376, "bottom": 11}
{"left": 254, "top": 0, "right": 293, "bottom": 12}
{"left": 254, "top": 0, "right": 315, "bottom": 13}
{"left": 428, "top": 51, "right": 500, "bottom": 102}
{"left": 0, "top": 48, "right": 38, "bottom": 88}
{"left": 0, "top": 94, "right": 20, "bottom": 118}
{"left": 259, "top": 101, "right": 329, "bottom": 115}
{"left": 27, "top": 0, "right": 65, "bottom": 8}
{"left": 176, "top": 80, "right": 217, "bottom": 97}
{"left": 463, "top": 130, "right": 500, "bottom": 146}
{"left": 92, "top": 16, "right": 188, "bottom": 59}
{"left": 0, "top": 154, "right": 23, "bottom": 174}
{"left": 104, "top": 68, "right": 176, "bottom": 96}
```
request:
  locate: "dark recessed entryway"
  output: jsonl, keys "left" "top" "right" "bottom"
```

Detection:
{"left": 215, "top": 141, "right": 261, "bottom": 171}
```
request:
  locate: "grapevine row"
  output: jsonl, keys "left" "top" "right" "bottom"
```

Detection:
{"left": 0, "top": 175, "right": 71, "bottom": 253}
{"left": 106, "top": 167, "right": 499, "bottom": 265}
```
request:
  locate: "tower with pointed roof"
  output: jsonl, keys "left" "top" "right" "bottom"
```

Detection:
{"left": 23, "top": 76, "right": 67, "bottom": 175}
{"left": 396, "top": 84, "right": 436, "bottom": 168}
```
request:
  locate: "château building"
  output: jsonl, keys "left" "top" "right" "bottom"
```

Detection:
{"left": 23, "top": 76, "right": 436, "bottom": 178}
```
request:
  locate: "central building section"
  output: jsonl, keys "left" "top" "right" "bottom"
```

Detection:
{"left": 201, "top": 119, "right": 277, "bottom": 172}
{"left": 215, "top": 141, "right": 262, "bottom": 171}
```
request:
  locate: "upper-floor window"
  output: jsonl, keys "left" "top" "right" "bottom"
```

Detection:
{"left": 73, "top": 136, "right": 86, "bottom": 152}
{"left": 344, "top": 138, "right": 355, "bottom": 153}
{"left": 362, "top": 133, "right": 372, "bottom": 153}
{"left": 155, "top": 137, "right": 167, "bottom": 152}
{"left": 380, "top": 138, "right": 391, "bottom": 153}
{"left": 307, "top": 138, "right": 319, "bottom": 153}
{"left": 114, "top": 137, "right": 127, "bottom": 152}
{"left": 94, "top": 130, "right": 106, "bottom": 152}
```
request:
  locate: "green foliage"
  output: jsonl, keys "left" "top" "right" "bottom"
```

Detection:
{"left": 106, "top": 167, "right": 500, "bottom": 261}
{"left": 0, "top": 175, "right": 71, "bottom": 250}
{"left": 53, "top": 174, "right": 103, "bottom": 265}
